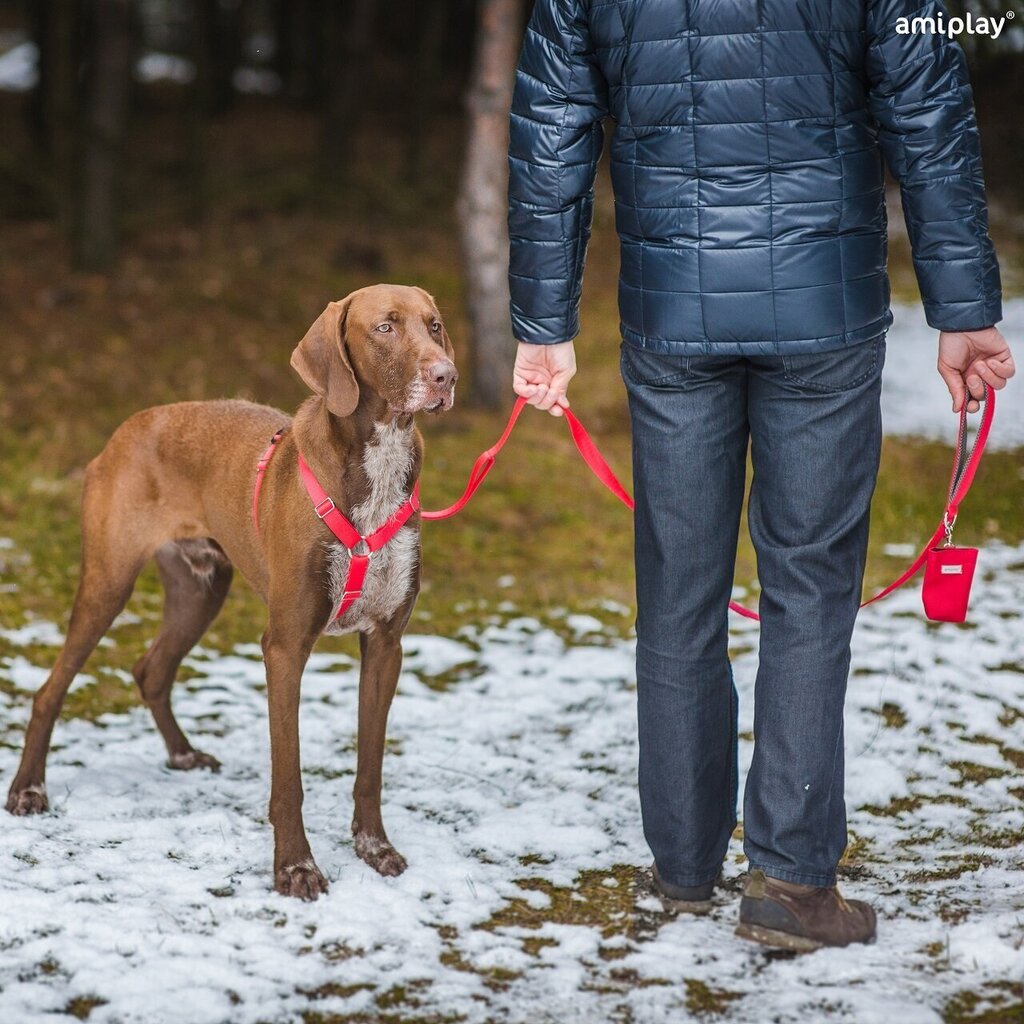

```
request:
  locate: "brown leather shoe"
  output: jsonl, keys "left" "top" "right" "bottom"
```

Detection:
{"left": 651, "top": 863, "right": 716, "bottom": 915}
{"left": 736, "top": 869, "right": 877, "bottom": 952}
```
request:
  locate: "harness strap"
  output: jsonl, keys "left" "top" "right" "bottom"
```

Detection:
{"left": 253, "top": 428, "right": 286, "bottom": 537}
{"left": 252, "top": 428, "right": 420, "bottom": 621}
{"left": 296, "top": 452, "right": 420, "bottom": 619}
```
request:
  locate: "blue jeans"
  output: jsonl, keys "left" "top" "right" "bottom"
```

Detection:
{"left": 620, "top": 336, "right": 885, "bottom": 888}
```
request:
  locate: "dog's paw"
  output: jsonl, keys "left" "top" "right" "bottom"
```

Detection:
{"left": 6, "top": 784, "right": 49, "bottom": 816}
{"left": 168, "top": 750, "right": 222, "bottom": 772}
{"left": 275, "top": 858, "right": 329, "bottom": 901}
{"left": 354, "top": 831, "right": 407, "bottom": 877}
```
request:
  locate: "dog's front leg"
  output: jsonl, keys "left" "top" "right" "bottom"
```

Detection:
{"left": 262, "top": 610, "right": 329, "bottom": 900}
{"left": 352, "top": 628, "right": 407, "bottom": 876}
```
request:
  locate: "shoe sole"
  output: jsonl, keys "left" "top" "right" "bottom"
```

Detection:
{"left": 735, "top": 921, "right": 822, "bottom": 953}
{"left": 657, "top": 894, "right": 714, "bottom": 916}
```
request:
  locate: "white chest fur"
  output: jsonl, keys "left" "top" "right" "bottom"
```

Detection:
{"left": 322, "top": 421, "right": 419, "bottom": 635}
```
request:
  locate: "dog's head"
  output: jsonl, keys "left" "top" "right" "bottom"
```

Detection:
{"left": 291, "top": 284, "right": 458, "bottom": 418}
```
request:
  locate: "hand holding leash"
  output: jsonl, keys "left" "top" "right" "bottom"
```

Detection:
{"left": 938, "top": 326, "right": 1014, "bottom": 413}
{"left": 513, "top": 340, "right": 577, "bottom": 417}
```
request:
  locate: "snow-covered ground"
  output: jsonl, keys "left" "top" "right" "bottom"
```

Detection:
{"left": 884, "top": 300, "right": 1023, "bottom": 449}
{"left": 1, "top": 540, "right": 1022, "bottom": 1024}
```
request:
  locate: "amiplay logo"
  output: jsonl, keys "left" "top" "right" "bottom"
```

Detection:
{"left": 895, "top": 10, "right": 1015, "bottom": 39}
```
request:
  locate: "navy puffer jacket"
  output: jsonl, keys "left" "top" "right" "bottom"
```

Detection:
{"left": 508, "top": 0, "right": 1002, "bottom": 354}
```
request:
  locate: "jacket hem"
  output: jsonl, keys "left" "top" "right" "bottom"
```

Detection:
{"left": 620, "top": 312, "right": 894, "bottom": 356}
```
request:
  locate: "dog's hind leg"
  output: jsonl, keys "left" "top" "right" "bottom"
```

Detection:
{"left": 133, "top": 540, "right": 232, "bottom": 772}
{"left": 6, "top": 519, "right": 146, "bottom": 815}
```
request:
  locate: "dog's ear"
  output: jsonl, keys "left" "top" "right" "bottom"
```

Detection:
{"left": 290, "top": 298, "right": 359, "bottom": 417}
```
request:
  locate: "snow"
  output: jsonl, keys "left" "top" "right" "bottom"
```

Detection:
{"left": 884, "top": 300, "right": 1023, "bottom": 448}
{"left": 1, "top": 543, "right": 1022, "bottom": 1023}
{"left": 0, "top": 43, "right": 280, "bottom": 95}
{"left": 0, "top": 41, "right": 37, "bottom": 92}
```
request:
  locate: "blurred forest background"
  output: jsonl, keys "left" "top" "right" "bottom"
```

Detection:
{"left": 0, "top": 0, "right": 1022, "bottom": 665}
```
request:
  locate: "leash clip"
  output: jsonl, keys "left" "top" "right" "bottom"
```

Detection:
{"left": 942, "top": 512, "right": 957, "bottom": 548}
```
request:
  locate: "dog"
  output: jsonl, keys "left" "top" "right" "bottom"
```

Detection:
{"left": 5, "top": 284, "right": 458, "bottom": 900}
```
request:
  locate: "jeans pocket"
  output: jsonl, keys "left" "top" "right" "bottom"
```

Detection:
{"left": 620, "top": 343, "right": 690, "bottom": 387}
{"left": 781, "top": 336, "right": 885, "bottom": 393}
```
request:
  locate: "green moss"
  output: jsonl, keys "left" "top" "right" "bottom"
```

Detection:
{"left": 479, "top": 865, "right": 636, "bottom": 941}
{"left": 877, "top": 701, "right": 909, "bottom": 728}
{"left": 64, "top": 996, "right": 108, "bottom": 1020}
{"left": 684, "top": 979, "right": 743, "bottom": 1016}
{"left": 905, "top": 854, "right": 995, "bottom": 882}
{"left": 943, "top": 983, "right": 1024, "bottom": 1024}
{"left": 860, "top": 794, "right": 925, "bottom": 817}
{"left": 949, "top": 761, "right": 1011, "bottom": 786}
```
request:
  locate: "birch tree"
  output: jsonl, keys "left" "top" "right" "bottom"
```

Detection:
{"left": 456, "top": 0, "right": 522, "bottom": 408}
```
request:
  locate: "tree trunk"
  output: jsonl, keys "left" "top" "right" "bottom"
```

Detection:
{"left": 75, "top": 0, "right": 132, "bottom": 271}
{"left": 456, "top": 0, "right": 522, "bottom": 408}
{"left": 321, "top": 0, "right": 376, "bottom": 186}
{"left": 30, "top": 0, "right": 80, "bottom": 230}
{"left": 404, "top": 0, "right": 447, "bottom": 186}
{"left": 188, "top": 0, "right": 216, "bottom": 221}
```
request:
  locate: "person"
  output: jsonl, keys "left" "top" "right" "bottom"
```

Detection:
{"left": 506, "top": 0, "right": 1015, "bottom": 951}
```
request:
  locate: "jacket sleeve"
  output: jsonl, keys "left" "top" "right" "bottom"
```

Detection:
{"left": 866, "top": 0, "right": 1001, "bottom": 331}
{"left": 508, "top": 0, "right": 608, "bottom": 345}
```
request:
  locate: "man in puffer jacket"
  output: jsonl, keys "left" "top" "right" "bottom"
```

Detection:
{"left": 508, "top": 0, "right": 1015, "bottom": 950}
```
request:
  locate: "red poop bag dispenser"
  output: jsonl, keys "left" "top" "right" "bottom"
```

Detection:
{"left": 922, "top": 534, "right": 979, "bottom": 623}
{"left": 917, "top": 388, "right": 993, "bottom": 623}
{"left": 865, "top": 386, "right": 994, "bottom": 624}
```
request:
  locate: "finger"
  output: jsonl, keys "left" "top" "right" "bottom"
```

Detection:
{"left": 971, "top": 362, "right": 1004, "bottom": 391}
{"left": 937, "top": 364, "right": 966, "bottom": 413}
{"left": 966, "top": 398, "right": 980, "bottom": 413}
{"left": 986, "top": 357, "right": 1015, "bottom": 382}
{"left": 548, "top": 404, "right": 564, "bottom": 417}
{"left": 536, "top": 386, "right": 563, "bottom": 411}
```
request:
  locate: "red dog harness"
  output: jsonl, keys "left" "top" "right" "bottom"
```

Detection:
{"left": 253, "top": 429, "right": 421, "bottom": 620}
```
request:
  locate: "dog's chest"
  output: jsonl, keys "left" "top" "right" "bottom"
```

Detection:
{"left": 322, "top": 422, "right": 419, "bottom": 635}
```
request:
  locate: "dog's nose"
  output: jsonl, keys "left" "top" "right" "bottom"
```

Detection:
{"left": 428, "top": 359, "right": 458, "bottom": 390}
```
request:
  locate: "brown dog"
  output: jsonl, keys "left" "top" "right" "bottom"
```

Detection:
{"left": 5, "top": 284, "right": 457, "bottom": 900}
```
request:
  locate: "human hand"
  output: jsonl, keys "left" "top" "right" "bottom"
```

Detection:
{"left": 937, "top": 327, "right": 1015, "bottom": 414}
{"left": 512, "top": 340, "right": 577, "bottom": 417}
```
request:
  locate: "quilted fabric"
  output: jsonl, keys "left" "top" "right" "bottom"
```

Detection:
{"left": 508, "top": 0, "right": 1002, "bottom": 354}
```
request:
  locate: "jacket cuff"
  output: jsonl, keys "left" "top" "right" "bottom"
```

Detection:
{"left": 915, "top": 253, "right": 1002, "bottom": 332}
{"left": 922, "top": 297, "right": 1003, "bottom": 333}
{"left": 510, "top": 306, "right": 580, "bottom": 346}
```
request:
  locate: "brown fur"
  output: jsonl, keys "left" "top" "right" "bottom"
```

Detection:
{"left": 5, "top": 284, "right": 458, "bottom": 900}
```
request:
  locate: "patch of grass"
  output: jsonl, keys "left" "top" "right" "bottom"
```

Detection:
{"left": 375, "top": 980, "right": 433, "bottom": 1011}
{"left": 479, "top": 865, "right": 636, "bottom": 942}
{"left": 949, "top": 761, "right": 1011, "bottom": 786}
{"left": 860, "top": 794, "right": 925, "bottom": 817}
{"left": 875, "top": 701, "right": 909, "bottom": 728}
{"left": 838, "top": 832, "right": 876, "bottom": 878}
{"left": 64, "top": 996, "right": 108, "bottom": 1021}
{"left": 299, "top": 982, "right": 376, "bottom": 1001}
{"left": 684, "top": 979, "right": 744, "bottom": 1017}
{"left": 905, "top": 854, "right": 996, "bottom": 883}
{"left": 943, "top": 982, "right": 1024, "bottom": 1024}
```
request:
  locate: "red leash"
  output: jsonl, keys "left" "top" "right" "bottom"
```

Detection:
{"left": 420, "top": 390, "right": 995, "bottom": 622}
{"left": 254, "top": 389, "right": 994, "bottom": 623}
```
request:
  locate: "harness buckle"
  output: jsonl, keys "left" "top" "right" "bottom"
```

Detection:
{"left": 314, "top": 497, "right": 336, "bottom": 519}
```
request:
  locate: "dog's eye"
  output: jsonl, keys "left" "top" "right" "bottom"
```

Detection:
{"left": 431, "top": 322, "right": 442, "bottom": 333}
{"left": 375, "top": 323, "right": 392, "bottom": 334}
